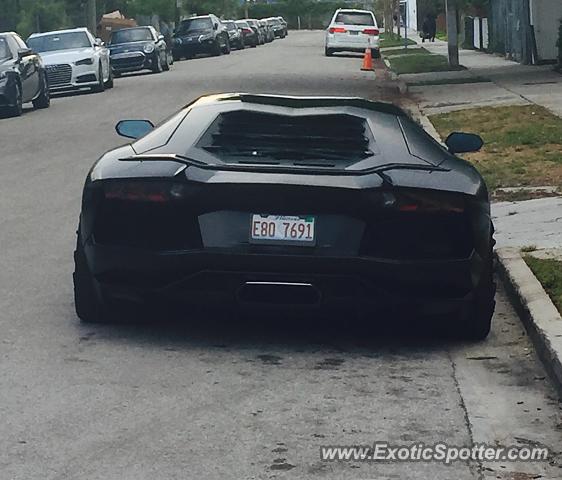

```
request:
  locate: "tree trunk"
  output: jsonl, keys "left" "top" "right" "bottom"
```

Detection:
{"left": 87, "top": 0, "right": 96, "bottom": 35}
{"left": 446, "top": 0, "right": 459, "bottom": 68}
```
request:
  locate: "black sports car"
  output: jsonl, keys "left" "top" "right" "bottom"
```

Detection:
{"left": 108, "top": 26, "right": 169, "bottom": 76}
{"left": 74, "top": 93, "right": 495, "bottom": 339}
{"left": 0, "top": 32, "right": 50, "bottom": 117}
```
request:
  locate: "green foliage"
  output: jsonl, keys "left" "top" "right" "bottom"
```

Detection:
{"left": 525, "top": 256, "right": 562, "bottom": 314}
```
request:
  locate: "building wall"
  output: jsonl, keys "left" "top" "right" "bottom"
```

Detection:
{"left": 530, "top": 0, "right": 562, "bottom": 61}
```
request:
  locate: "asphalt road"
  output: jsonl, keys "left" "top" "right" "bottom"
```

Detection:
{"left": 1, "top": 31, "right": 561, "bottom": 480}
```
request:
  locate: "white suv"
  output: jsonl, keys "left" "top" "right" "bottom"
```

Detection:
{"left": 325, "top": 9, "right": 380, "bottom": 58}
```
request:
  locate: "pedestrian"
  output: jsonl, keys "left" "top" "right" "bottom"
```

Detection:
{"left": 422, "top": 13, "right": 437, "bottom": 43}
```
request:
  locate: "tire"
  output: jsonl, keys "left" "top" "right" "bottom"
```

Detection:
{"left": 104, "top": 68, "right": 114, "bottom": 88}
{"left": 212, "top": 41, "right": 222, "bottom": 56}
{"left": 452, "top": 231, "right": 496, "bottom": 341}
{"left": 222, "top": 38, "right": 231, "bottom": 54}
{"left": 162, "top": 52, "right": 170, "bottom": 70}
{"left": 5, "top": 82, "right": 23, "bottom": 117}
{"left": 371, "top": 48, "right": 381, "bottom": 59}
{"left": 152, "top": 54, "right": 163, "bottom": 73}
{"left": 91, "top": 64, "right": 105, "bottom": 93}
{"left": 325, "top": 47, "right": 334, "bottom": 57}
{"left": 32, "top": 73, "right": 50, "bottom": 109}
{"left": 73, "top": 235, "right": 108, "bottom": 323}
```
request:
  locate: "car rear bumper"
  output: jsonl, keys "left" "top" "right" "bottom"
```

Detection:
{"left": 85, "top": 241, "right": 485, "bottom": 314}
{"left": 326, "top": 35, "right": 380, "bottom": 51}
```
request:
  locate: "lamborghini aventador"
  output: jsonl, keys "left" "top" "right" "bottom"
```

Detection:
{"left": 74, "top": 93, "right": 495, "bottom": 339}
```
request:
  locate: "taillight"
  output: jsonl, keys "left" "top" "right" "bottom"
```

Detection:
{"left": 329, "top": 27, "right": 346, "bottom": 34}
{"left": 396, "top": 191, "right": 465, "bottom": 213}
{"left": 243, "top": 27, "right": 253, "bottom": 34}
{"left": 363, "top": 28, "right": 379, "bottom": 35}
{"left": 104, "top": 181, "right": 186, "bottom": 203}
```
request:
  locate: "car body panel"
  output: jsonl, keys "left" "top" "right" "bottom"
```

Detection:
{"left": 172, "top": 14, "right": 229, "bottom": 58}
{"left": 325, "top": 9, "right": 380, "bottom": 52}
{"left": 78, "top": 94, "right": 492, "bottom": 318}
{"left": 108, "top": 26, "right": 167, "bottom": 74}
{"left": 0, "top": 32, "right": 47, "bottom": 108}
{"left": 27, "top": 28, "right": 110, "bottom": 91}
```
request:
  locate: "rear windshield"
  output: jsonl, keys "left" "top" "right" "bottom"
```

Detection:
{"left": 223, "top": 22, "right": 237, "bottom": 31}
{"left": 236, "top": 21, "right": 249, "bottom": 28}
{"left": 28, "top": 32, "right": 91, "bottom": 52}
{"left": 335, "top": 12, "right": 375, "bottom": 26}
{"left": 110, "top": 28, "right": 153, "bottom": 44}
{"left": 178, "top": 18, "right": 213, "bottom": 33}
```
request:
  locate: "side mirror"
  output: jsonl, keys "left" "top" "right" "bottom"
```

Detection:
{"left": 17, "top": 48, "right": 33, "bottom": 59}
{"left": 115, "top": 120, "right": 154, "bottom": 139}
{"left": 445, "top": 132, "right": 484, "bottom": 154}
{"left": 94, "top": 38, "right": 104, "bottom": 47}
{"left": 158, "top": 34, "right": 165, "bottom": 41}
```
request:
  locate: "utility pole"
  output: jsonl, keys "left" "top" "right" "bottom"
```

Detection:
{"left": 445, "top": 0, "right": 459, "bottom": 68}
{"left": 244, "top": 0, "right": 249, "bottom": 19}
{"left": 87, "top": 0, "right": 96, "bottom": 35}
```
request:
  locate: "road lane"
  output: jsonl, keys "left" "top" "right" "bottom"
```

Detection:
{"left": 1, "top": 31, "right": 561, "bottom": 479}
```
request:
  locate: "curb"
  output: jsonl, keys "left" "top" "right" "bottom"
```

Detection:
{"left": 495, "top": 247, "right": 562, "bottom": 396}
{"left": 383, "top": 57, "right": 409, "bottom": 95}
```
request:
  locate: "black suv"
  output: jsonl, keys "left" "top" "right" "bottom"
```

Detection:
{"left": 0, "top": 32, "right": 50, "bottom": 117}
{"left": 172, "top": 14, "right": 230, "bottom": 60}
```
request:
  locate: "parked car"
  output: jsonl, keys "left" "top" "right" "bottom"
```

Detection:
{"left": 173, "top": 15, "right": 230, "bottom": 60}
{"left": 0, "top": 32, "right": 50, "bottom": 117}
{"left": 108, "top": 26, "right": 169, "bottom": 76}
{"left": 277, "top": 17, "right": 289, "bottom": 36}
{"left": 73, "top": 93, "right": 495, "bottom": 341}
{"left": 27, "top": 28, "right": 112, "bottom": 93}
{"left": 222, "top": 20, "right": 244, "bottom": 50}
{"left": 246, "top": 19, "right": 264, "bottom": 45}
{"left": 235, "top": 21, "right": 258, "bottom": 48}
{"left": 258, "top": 20, "right": 273, "bottom": 43}
{"left": 325, "top": 8, "right": 380, "bottom": 58}
{"left": 266, "top": 17, "right": 287, "bottom": 38}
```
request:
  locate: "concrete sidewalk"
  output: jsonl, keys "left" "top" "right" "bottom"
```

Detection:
{"left": 394, "top": 30, "right": 562, "bottom": 117}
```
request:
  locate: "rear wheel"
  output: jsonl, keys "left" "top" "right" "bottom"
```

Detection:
{"left": 325, "top": 47, "right": 334, "bottom": 57}
{"left": 451, "top": 231, "right": 496, "bottom": 341}
{"left": 73, "top": 235, "right": 108, "bottom": 323}
{"left": 32, "top": 73, "right": 50, "bottom": 109}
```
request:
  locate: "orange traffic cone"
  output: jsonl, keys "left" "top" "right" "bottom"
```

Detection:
{"left": 361, "top": 47, "right": 373, "bottom": 71}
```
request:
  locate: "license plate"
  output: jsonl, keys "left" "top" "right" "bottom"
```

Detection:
{"left": 250, "top": 215, "right": 315, "bottom": 245}
{"left": 350, "top": 30, "right": 359, "bottom": 35}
